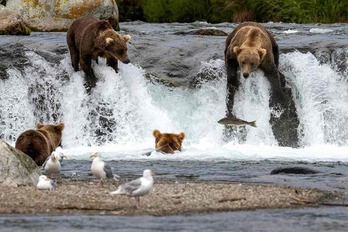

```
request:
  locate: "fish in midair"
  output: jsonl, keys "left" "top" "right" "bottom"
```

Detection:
{"left": 218, "top": 117, "right": 257, "bottom": 127}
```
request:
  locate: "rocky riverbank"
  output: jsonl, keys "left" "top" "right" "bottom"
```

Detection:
{"left": 0, "top": 178, "right": 337, "bottom": 216}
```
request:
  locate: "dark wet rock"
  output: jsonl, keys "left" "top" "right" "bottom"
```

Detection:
{"left": 175, "top": 28, "right": 228, "bottom": 36}
{"left": 0, "top": 139, "right": 40, "bottom": 187}
{"left": 188, "top": 62, "right": 225, "bottom": 88}
{"left": 0, "top": 5, "right": 31, "bottom": 35}
{"left": 126, "top": 26, "right": 226, "bottom": 87}
{"left": 5, "top": 0, "right": 119, "bottom": 31}
{"left": 0, "top": 44, "right": 29, "bottom": 80}
{"left": 141, "top": 151, "right": 153, "bottom": 157}
{"left": 269, "top": 86, "right": 300, "bottom": 148}
{"left": 270, "top": 167, "right": 321, "bottom": 175}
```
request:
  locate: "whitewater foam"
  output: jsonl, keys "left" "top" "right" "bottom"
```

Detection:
{"left": 1, "top": 49, "right": 348, "bottom": 162}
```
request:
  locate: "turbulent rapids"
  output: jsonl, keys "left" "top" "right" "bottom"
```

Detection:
{"left": 0, "top": 22, "right": 347, "bottom": 161}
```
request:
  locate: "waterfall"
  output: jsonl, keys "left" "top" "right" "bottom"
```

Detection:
{"left": 281, "top": 50, "right": 348, "bottom": 146}
{"left": 1, "top": 48, "right": 347, "bottom": 149}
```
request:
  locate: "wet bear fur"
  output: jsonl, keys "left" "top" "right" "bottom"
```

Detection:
{"left": 153, "top": 130, "right": 185, "bottom": 154}
{"left": 224, "top": 21, "right": 299, "bottom": 147}
{"left": 15, "top": 123, "right": 64, "bottom": 166}
{"left": 67, "top": 15, "right": 131, "bottom": 91}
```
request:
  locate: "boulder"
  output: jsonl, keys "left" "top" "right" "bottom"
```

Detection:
{"left": 0, "top": 5, "right": 31, "bottom": 35}
{"left": 5, "top": 0, "right": 119, "bottom": 31}
{"left": 0, "top": 140, "right": 40, "bottom": 187}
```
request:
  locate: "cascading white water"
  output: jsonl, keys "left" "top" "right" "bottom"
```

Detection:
{"left": 1, "top": 48, "right": 347, "bottom": 160}
{"left": 281, "top": 51, "right": 348, "bottom": 146}
{"left": 61, "top": 57, "right": 228, "bottom": 149}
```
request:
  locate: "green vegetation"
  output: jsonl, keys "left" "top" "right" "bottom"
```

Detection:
{"left": 116, "top": 0, "right": 348, "bottom": 23}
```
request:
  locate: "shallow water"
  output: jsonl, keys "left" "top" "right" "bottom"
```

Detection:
{"left": 60, "top": 159, "right": 348, "bottom": 192}
{"left": 1, "top": 159, "right": 347, "bottom": 231}
{"left": 1, "top": 207, "right": 348, "bottom": 232}
{"left": 0, "top": 21, "right": 348, "bottom": 231}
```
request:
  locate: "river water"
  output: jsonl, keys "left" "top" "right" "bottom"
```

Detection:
{"left": 0, "top": 21, "right": 348, "bottom": 231}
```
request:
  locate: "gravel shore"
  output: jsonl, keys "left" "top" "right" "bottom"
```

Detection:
{"left": 0, "top": 178, "right": 336, "bottom": 216}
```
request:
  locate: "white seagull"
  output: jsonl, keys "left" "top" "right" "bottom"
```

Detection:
{"left": 110, "top": 169, "right": 155, "bottom": 208}
{"left": 37, "top": 175, "right": 57, "bottom": 190}
{"left": 54, "top": 146, "right": 68, "bottom": 162}
{"left": 89, "top": 153, "right": 114, "bottom": 186}
{"left": 42, "top": 151, "right": 67, "bottom": 177}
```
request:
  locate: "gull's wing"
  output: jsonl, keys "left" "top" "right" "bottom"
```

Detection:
{"left": 122, "top": 178, "right": 142, "bottom": 193}
{"left": 41, "top": 155, "right": 51, "bottom": 169}
{"left": 103, "top": 163, "right": 113, "bottom": 178}
{"left": 50, "top": 179, "right": 57, "bottom": 190}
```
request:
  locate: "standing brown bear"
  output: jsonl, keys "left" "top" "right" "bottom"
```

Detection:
{"left": 224, "top": 22, "right": 299, "bottom": 147}
{"left": 67, "top": 15, "right": 131, "bottom": 91}
{"left": 15, "top": 123, "right": 64, "bottom": 166}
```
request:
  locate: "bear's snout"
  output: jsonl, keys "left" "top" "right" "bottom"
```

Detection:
{"left": 243, "top": 72, "right": 250, "bottom": 78}
{"left": 122, "top": 58, "right": 131, "bottom": 64}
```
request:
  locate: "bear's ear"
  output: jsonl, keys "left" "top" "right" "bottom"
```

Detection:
{"left": 55, "top": 123, "right": 65, "bottom": 131}
{"left": 36, "top": 123, "right": 44, "bottom": 129}
{"left": 153, "top": 129, "right": 161, "bottom": 138}
{"left": 258, "top": 48, "right": 267, "bottom": 61}
{"left": 99, "top": 37, "right": 114, "bottom": 48}
{"left": 178, "top": 132, "right": 185, "bottom": 140}
{"left": 123, "top": 34, "right": 131, "bottom": 42}
{"left": 233, "top": 46, "right": 241, "bottom": 55}
{"left": 105, "top": 37, "right": 114, "bottom": 45}
{"left": 96, "top": 20, "right": 112, "bottom": 31}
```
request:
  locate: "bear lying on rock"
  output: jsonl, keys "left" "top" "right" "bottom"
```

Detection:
{"left": 15, "top": 123, "right": 64, "bottom": 166}
{"left": 153, "top": 130, "right": 185, "bottom": 154}
{"left": 67, "top": 15, "right": 131, "bottom": 92}
{"left": 224, "top": 22, "right": 299, "bottom": 147}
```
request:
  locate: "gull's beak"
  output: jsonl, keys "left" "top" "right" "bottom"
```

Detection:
{"left": 61, "top": 153, "right": 68, "bottom": 159}
{"left": 151, "top": 171, "right": 156, "bottom": 176}
{"left": 89, "top": 153, "right": 97, "bottom": 159}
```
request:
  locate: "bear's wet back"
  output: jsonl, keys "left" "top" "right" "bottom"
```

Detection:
{"left": 15, "top": 123, "right": 64, "bottom": 166}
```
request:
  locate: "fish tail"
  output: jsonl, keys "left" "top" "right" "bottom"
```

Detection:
{"left": 250, "top": 121, "right": 257, "bottom": 127}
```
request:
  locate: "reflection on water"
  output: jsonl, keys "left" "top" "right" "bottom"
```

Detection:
{"left": 61, "top": 159, "right": 348, "bottom": 192}
{"left": 1, "top": 207, "right": 348, "bottom": 232}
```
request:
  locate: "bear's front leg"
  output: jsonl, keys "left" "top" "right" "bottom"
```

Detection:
{"left": 225, "top": 60, "right": 239, "bottom": 117}
{"left": 70, "top": 52, "right": 80, "bottom": 72}
{"left": 107, "top": 57, "right": 119, "bottom": 73}
{"left": 263, "top": 65, "right": 288, "bottom": 109}
{"left": 67, "top": 36, "right": 80, "bottom": 72}
{"left": 223, "top": 59, "right": 247, "bottom": 143}
{"left": 80, "top": 55, "right": 98, "bottom": 92}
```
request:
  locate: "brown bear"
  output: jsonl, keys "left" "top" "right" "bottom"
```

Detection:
{"left": 67, "top": 15, "right": 131, "bottom": 92}
{"left": 153, "top": 130, "right": 185, "bottom": 154}
{"left": 224, "top": 22, "right": 299, "bottom": 147}
{"left": 15, "top": 123, "right": 64, "bottom": 166}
